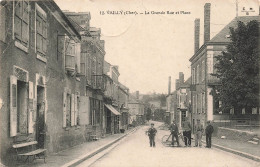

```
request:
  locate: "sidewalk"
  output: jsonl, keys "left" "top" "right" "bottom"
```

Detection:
{"left": 16, "top": 127, "right": 138, "bottom": 167}
{"left": 202, "top": 136, "right": 260, "bottom": 162}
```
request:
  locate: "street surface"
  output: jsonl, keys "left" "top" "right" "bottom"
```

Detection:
{"left": 77, "top": 122, "right": 259, "bottom": 167}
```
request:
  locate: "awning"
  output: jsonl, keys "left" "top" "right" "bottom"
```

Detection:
{"left": 105, "top": 104, "right": 121, "bottom": 115}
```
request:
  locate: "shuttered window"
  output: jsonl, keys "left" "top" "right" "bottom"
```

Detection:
{"left": 65, "top": 37, "right": 76, "bottom": 71}
{"left": 87, "top": 54, "right": 91, "bottom": 84}
{"left": 36, "top": 4, "right": 47, "bottom": 56}
{"left": 14, "top": 1, "right": 29, "bottom": 46}
{"left": 80, "top": 53, "right": 86, "bottom": 76}
{"left": 10, "top": 76, "right": 18, "bottom": 137}
{"left": 201, "top": 60, "right": 205, "bottom": 81}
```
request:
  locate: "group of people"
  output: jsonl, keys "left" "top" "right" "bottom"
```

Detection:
{"left": 146, "top": 119, "right": 214, "bottom": 148}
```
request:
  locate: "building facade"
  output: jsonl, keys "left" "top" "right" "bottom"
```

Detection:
{"left": 189, "top": 3, "right": 260, "bottom": 129}
{"left": 0, "top": 1, "right": 85, "bottom": 165}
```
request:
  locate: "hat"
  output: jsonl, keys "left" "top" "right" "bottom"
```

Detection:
{"left": 151, "top": 123, "right": 154, "bottom": 125}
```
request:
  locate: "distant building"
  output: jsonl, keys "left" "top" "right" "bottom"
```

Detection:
{"left": 128, "top": 91, "right": 145, "bottom": 125}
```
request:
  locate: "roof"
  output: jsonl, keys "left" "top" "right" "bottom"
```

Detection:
{"left": 45, "top": 1, "right": 81, "bottom": 40}
{"left": 179, "top": 77, "right": 191, "bottom": 89}
{"left": 190, "top": 15, "right": 259, "bottom": 62}
{"left": 66, "top": 16, "right": 85, "bottom": 32}
{"left": 209, "top": 16, "right": 259, "bottom": 44}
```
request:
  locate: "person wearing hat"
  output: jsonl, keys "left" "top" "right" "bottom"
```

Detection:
{"left": 194, "top": 119, "right": 204, "bottom": 147}
{"left": 169, "top": 120, "right": 179, "bottom": 147}
{"left": 182, "top": 117, "right": 192, "bottom": 147}
{"left": 146, "top": 123, "right": 157, "bottom": 147}
{"left": 205, "top": 121, "right": 214, "bottom": 148}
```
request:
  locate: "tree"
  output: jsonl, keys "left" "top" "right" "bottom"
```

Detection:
{"left": 213, "top": 20, "right": 259, "bottom": 114}
{"left": 146, "top": 108, "right": 152, "bottom": 121}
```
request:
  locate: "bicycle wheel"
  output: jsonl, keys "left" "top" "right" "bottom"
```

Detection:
{"left": 161, "top": 135, "right": 172, "bottom": 146}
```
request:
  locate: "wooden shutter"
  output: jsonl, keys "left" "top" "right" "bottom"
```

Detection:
{"left": 28, "top": 81, "right": 34, "bottom": 133}
{"left": 80, "top": 53, "right": 86, "bottom": 76}
{"left": 76, "top": 43, "right": 81, "bottom": 74}
{"left": 74, "top": 94, "right": 78, "bottom": 125}
{"left": 71, "top": 94, "right": 75, "bottom": 126}
{"left": 10, "top": 75, "right": 17, "bottom": 137}
{"left": 63, "top": 91, "right": 67, "bottom": 127}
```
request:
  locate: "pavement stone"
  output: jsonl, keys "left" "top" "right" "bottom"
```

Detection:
{"left": 202, "top": 136, "right": 260, "bottom": 162}
{"left": 15, "top": 127, "right": 137, "bottom": 167}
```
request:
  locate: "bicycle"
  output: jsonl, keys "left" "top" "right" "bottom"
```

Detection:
{"left": 161, "top": 132, "right": 189, "bottom": 147}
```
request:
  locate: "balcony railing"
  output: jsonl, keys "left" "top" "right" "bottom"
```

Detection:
{"left": 91, "top": 75, "right": 105, "bottom": 91}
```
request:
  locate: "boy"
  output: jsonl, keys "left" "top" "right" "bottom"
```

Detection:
{"left": 194, "top": 119, "right": 204, "bottom": 147}
{"left": 147, "top": 123, "right": 157, "bottom": 147}
{"left": 205, "top": 121, "right": 214, "bottom": 148}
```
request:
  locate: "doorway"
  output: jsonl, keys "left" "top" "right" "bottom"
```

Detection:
{"left": 36, "top": 86, "right": 45, "bottom": 148}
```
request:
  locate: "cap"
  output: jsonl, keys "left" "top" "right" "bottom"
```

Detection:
{"left": 151, "top": 123, "right": 154, "bottom": 125}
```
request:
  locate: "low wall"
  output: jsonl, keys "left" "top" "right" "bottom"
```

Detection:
{"left": 217, "top": 127, "right": 258, "bottom": 141}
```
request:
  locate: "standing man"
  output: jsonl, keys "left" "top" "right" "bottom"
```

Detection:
{"left": 147, "top": 123, "right": 157, "bottom": 147}
{"left": 169, "top": 120, "right": 179, "bottom": 147}
{"left": 182, "top": 117, "right": 192, "bottom": 147}
{"left": 194, "top": 119, "right": 204, "bottom": 147}
{"left": 205, "top": 121, "right": 214, "bottom": 148}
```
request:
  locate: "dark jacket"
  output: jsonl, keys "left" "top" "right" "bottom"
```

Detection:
{"left": 148, "top": 128, "right": 157, "bottom": 137}
{"left": 170, "top": 123, "right": 179, "bottom": 134}
{"left": 205, "top": 125, "right": 214, "bottom": 135}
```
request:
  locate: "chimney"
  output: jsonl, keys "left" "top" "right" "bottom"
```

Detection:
{"left": 194, "top": 18, "right": 200, "bottom": 53}
{"left": 168, "top": 76, "right": 171, "bottom": 95}
{"left": 175, "top": 79, "right": 180, "bottom": 90}
{"left": 179, "top": 72, "right": 184, "bottom": 84}
{"left": 136, "top": 91, "right": 139, "bottom": 100}
{"left": 204, "top": 3, "right": 211, "bottom": 43}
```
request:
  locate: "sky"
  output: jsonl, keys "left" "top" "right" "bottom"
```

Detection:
{"left": 54, "top": 0, "right": 259, "bottom": 94}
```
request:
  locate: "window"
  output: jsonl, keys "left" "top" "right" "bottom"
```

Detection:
{"left": 80, "top": 53, "right": 86, "bottom": 75}
{"left": 192, "top": 95, "right": 195, "bottom": 113}
{"left": 66, "top": 93, "right": 71, "bottom": 127}
{"left": 36, "top": 4, "right": 47, "bottom": 57}
{"left": 201, "top": 61, "right": 205, "bottom": 81}
{"left": 201, "top": 93, "right": 205, "bottom": 113}
{"left": 14, "top": 1, "right": 29, "bottom": 47}
{"left": 90, "top": 98, "right": 102, "bottom": 125}
{"left": 76, "top": 96, "right": 80, "bottom": 125}
{"left": 65, "top": 37, "right": 76, "bottom": 71}
{"left": 92, "top": 57, "right": 97, "bottom": 87}
{"left": 207, "top": 54, "right": 214, "bottom": 74}
{"left": 87, "top": 54, "right": 91, "bottom": 84}
{"left": 195, "top": 94, "right": 198, "bottom": 113}
{"left": 192, "top": 68, "right": 195, "bottom": 84}
{"left": 196, "top": 64, "right": 200, "bottom": 84}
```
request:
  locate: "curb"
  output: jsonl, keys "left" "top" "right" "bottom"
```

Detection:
{"left": 201, "top": 140, "right": 260, "bottom": 162}
{"left": 61, "top": 127, "right": 139, "bottom": 167}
